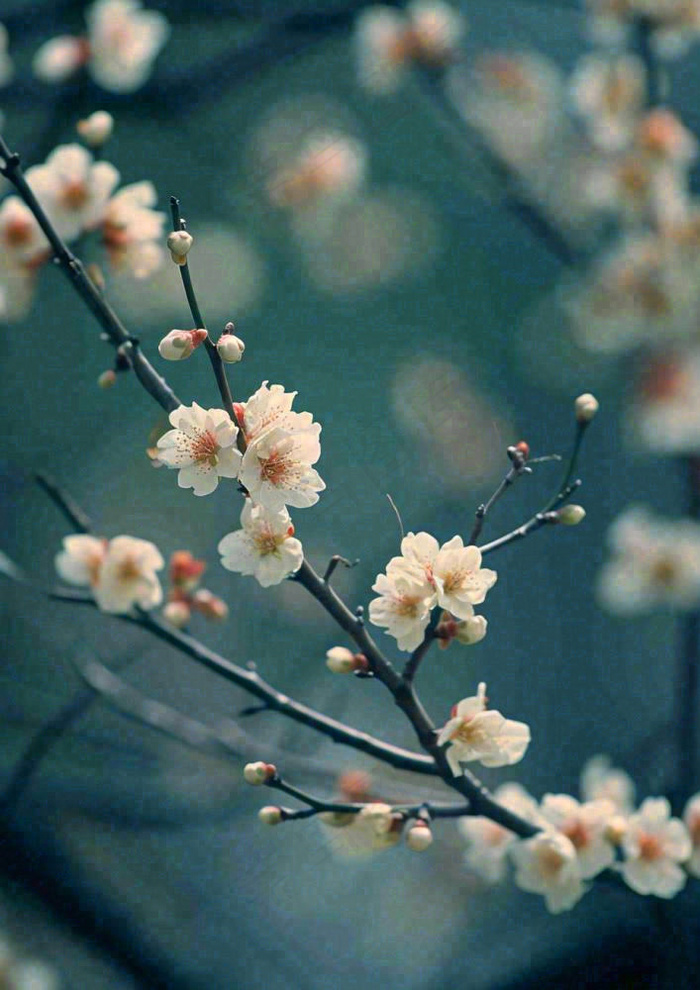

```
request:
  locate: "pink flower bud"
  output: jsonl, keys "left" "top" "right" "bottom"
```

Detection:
{"left": 77, "top": 111, "right": 114, "bottom": 147}
{"left": 216, "top": 333, "right": 245, "bottom": 364}
{"left": 158, "top": 328, "right": 207, "bottom": 361}
{"left": 162, "top": 599, "right": 191, "bottom": 628}
{"left": 98, "top": 369, "right": 117, "bottom": 389}
{"left": 258, "top": 805, "right": 283, "bottom": 825}
{"left": 191, "top": 588, "right": 229, "bottom": 621}
{"left": 166, "top": 230, "right": 193, "bottom": 265}
{"left": 244, "top": 762, "right": 276, "bottom": 786}
{"left": 169, "top": 550, "right": 206, "bottom": 590}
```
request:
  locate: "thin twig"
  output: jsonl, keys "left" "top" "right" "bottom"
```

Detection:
{"left": 35, "top": 473, "right": 93, "bottom": 534}
{"left": 469, "top": 445, "right": 531, "bottom": 545}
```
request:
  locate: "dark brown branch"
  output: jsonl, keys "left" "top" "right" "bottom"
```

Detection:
{"left": 469, "top": 444, "right": 531, "bottom": 545}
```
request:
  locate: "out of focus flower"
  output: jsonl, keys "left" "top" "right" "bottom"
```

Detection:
{"left": 169, "top": 549, "right": 206, "bottom": 591}
{"left": 620, "top": 798, "right": 691, "bottom": 897}
{"left": 268, "top": 132, "right": 366, "bottom": 210}
{"left": 355, "top": 1, "right": 464, "bottom": 94}
{"left": 579, "top": 755, "right": 635, "bottom": 813}
{"left": 0, "top": 196, "right": 51, "bottom": 321}
{"left": 682, "top": 792, "right": 700, "bottom": 877}
{"left": 218, "top": 501, "right": 303, "bottom": 587}
{"left": 25, "top": 144, "right": 119, "bottom": 243}
{"left": 539, "top": 794, "right": 617, "bottom": 879}
{"left": 0, "top": 24, "right": 14, "bottom": 87}
{"left": 33, "top": 0, "right": 169, "bottom": 93}
{"left": 437, "top": 682, "right": 530, "bottom": 776}
{"left": 0, "top": 934, "right": 59, "bottom": 990}
{"left": 629, "top": 348, "right": 700, "bottom": 455}
{"left": 56, "top": 533, "right": 163, "bottom": 614}
{"left": 77, "top": 110, "right": 114, "bottom": 147}
{"left": 597, "top": 506, "right": 700, "bottom": 613}
{"left": 510, "top": 830, "right": 586, "bottom": 913}
{"left": 570, "top": 53, "right": 646, "bottom": 152}
{"left": 102, "top": 181, "right": 166, "bottom": 278}
{"left": 157, "top": 402, "right": 241, "bottom": 496}
{"left": 459, "top": 782, "right": 540, "bottom": 883}
{"left": 586, "top": 0, "right": 700, "bottom": 59}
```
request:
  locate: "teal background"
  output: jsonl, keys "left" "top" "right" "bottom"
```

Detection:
{"left": 0, "top": 0, "right": 697, "bottom": 986}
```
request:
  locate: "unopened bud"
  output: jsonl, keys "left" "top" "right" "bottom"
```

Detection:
{"left": 318, "top": 810, "right": 355, "bottom": 828}
{"left": 406, "top": 822, "right": 433, "bottom": 852}
{"left": 77, "top": 110, "right": 114, "bottom": 147}
{"left": 244, "top": 761, "right": 276, "bottom": 786}
{"left": 326, "top": 646, "right": 357, "bottom": 674}
{"left": 216, "top": 333, "right": 245, "bottom": 364}
{"left": 455, "top": 614, "right": 488, "bottom": 646}
{"left": 162, "top": 599, "right": 191, "bottom": 628}
{"left": 191, "top": 588, "right": 229, "bottom": 621}
{"left": 258, "top": 805, "right": 283, "bottom": 825}
{"left": 170, "top": 550, "right": 206, "bottom": 590}
{"left": 574, "top": 393, "right": 599, "bottom": 423}
{"left": 556, "top": 504, "right": 586, "bottom": 526}
{"left": 158, "top": 328, "right": 207, "bottom": 361}
{"left": 98, "top": 369, "right": 117, "bottom": 389}
{"left": 167, "top": 230, "right": 193, "bottom": 265}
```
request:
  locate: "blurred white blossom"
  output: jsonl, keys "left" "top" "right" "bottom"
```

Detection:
{"left": 620, "top": 797, "right": 691, "bottom": 898}
{"left": 539, "top": 794, "right": 617, "bottom": 879}
{"left": 101, "top": 180, "right": 166, "bottom": 278}
{"left": 56, "top": 533, "right": 163, "bottom": 614}
{"left": 580, "top": 755, "right": 636, "bottom": 813}
{"left": 459, "top": 782, "right": 540, "bottom": 883}
{"left": 510, "top": 830, "right": 587, "bottom": 914}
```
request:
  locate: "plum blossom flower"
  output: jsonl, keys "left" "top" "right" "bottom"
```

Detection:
{"left": 102, "top": 181, "right": 166, "bottom": 278}
{"left": 368, "top": 567, "right": 434, "bottom": 651}
{"left": 392, "top": 531, "right": 497, "bottom": 617}
{"left": 56, "top": 533, "right": 163, "bottom": 614}
{"left": 586, "top": 0, "right": 700, "bottom": 59}
{"left": 597, "top": 506, "right": 700, "bottom": 613}
{"left": 510, "top": 830, "right": 586, "bottom": 914}
{"left": 25, "top": 144, "right": 119, "bottom": 243}
{"left": 0, "top": 196, "right": 51, "bottom": 321}
{"left": 156, "top": 402, "right": 242, "bottom": 496}
{"left": 355, "top": 2, "right": 464, "bottom": 94}
{"left": 620, "top": 798, "right": 691, "bottom": 898}
{"left": 236, "top": 383, "right": 324, "bottom": 512}
{"left": 459, "top": 782, "right": 540, "bottom": 883}
{"left": 579, "top": 755, "right": 635, "bottom": 813}
{"left": 629, "top": 348, "right": 700, "bottom": 456}
{"left": 33, "top": 0, "right": 169, "bottom": 94}
{"left": 437, "top": 682, "right": 530, "bottom": 776}
{"left": 268, "top": 131, "right": 367, "bottom": 211}
{"left": 218, "top": 501, "right": 303, "bottom": 587}
{"left": 539, "top": 794, "right": 617, "bottom": 879}
{"left": 570, "top": 53, "right": 646, "bottom": 152}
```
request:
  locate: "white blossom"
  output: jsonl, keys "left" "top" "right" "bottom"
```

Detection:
{"left": 580, "top": 755, "right": 635, "bottom": 813}
{"left": 459, "top": 782, "right": 540, "bottom": 883}
{"left": 77, "top": 110, "right": 114, "bottom": 147}
{"left": 102, "top": 180, "right": 166, "bottom": 278}
{"left": 392, "top": 530, "right": 497, "bottom": 617}
{"left": 157, "top": 402, "right": 242, "bottom": 496}
{"left": 597, "top": 506, "right": 700, "bottom": 613}
{"left": 158, "top": 328, "right": 207, "bottom": 361}
{"left": 570, "top": 53, "right": 646, "bottom": 152}
{"left": 510, "top": 830, "right": 587, "bottom": 914}
{"left": 539, "top": 794, "right": 617, "bottom": 879}
{"left": 25, "top": 144, "right": 119, "bottom": 243}
{"left": 33, "top": 36, "right": 88, "bottom": 84}
{"left": 630, "top": 348, "right": 700, "bottom": 456}
{"left": 620, "top": 797, "right": 691, "bottom": 898}
{"left": 56, "top": 533, "right": 163, "bottom": 614}
{"left": 55, "top": 534, "right": 107, "bottom": 588}
{"left": 218, "top": 501, "right": 303, "bottom": 587}
{"left": 368, "top": 566, "right": 434, "bottom": 651}
{"left": 0, "top": 196, "right": 50, "bottom": 265}
{"left": 236, "top": 381, "right": 315, "bottom": 445}
{"left": 268, "top": 131, "right": 367, "bottom": 210}
{"left": 437, "top": 682, "right": 530, "bottom": 776}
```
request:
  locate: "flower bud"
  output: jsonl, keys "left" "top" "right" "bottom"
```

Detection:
{"left": 170, "top": 550, "right": 206, "bottom": 590}
{"left": 258, "top": 805, "right": 283, "bottom": 825}
{"left": 216, "top": 333, "right": 245, "bottom": 364}
{"left": 406, "top": 822, "right": 433, "bottom": 852}
{"left": 455, "top": 614, "right": 488, "bottom": 646}
{"left": 77, "top": 110, "right": 114, "bottom": 147}
{"left": 162, "top": 599, "right": 191, "bottom": 628}
{"left": 326, "top": 646, "right": 356, "bottom": 674}
{"left": 98, "top": 369, "right": 117, "bottom": 389}
{"left": 191, "top": 588, "right": 229, "bottom": 621}
{"left": 158, "top": 328, "right": 207, "bottom": 361}
{"left": 556, "top": 504, "right": 586, "bottom": 526}
{"left": 244, "top": 761, "right": 276, "bottom": 786}
{"left": 167, "top": 230, "right": 194, "bottom": 265}
{"left": 575, "top": 393, "right": 599, "bottom": 423}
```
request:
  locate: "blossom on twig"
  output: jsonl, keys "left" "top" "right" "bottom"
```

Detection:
{"left": 156, "top": 402, "right": 242, "bottom": 496}
{"left": 56, "top": 533, "right": 164, "bottom": 614}
{"left": 539, "top": 794, "right": 617, "bottom": 880}
{"left": 368, "top": 567, "right": 435, "bottom": 651}
{"left": 510, "top": 830, "right": 586, "bottom": 914}
{"left": 218, "top": 501, "right": 303, "bottom": 587}
{"left": 619, "top": 798, "right": 691, "bottom": 898}
{"left": 459, "top": 782, "right": 540, "bottom": 883}
{"left": 437, "top": 682, "right": 530, "bottom": 775}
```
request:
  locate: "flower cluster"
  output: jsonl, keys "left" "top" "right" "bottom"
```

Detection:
{"left": 368, "top": 531, "right": 496, "bottom": 651}
{"left": 437, "top": 682, "right": 531, "bottom": 775}
{"left": 0, "top": 138, "right": 165, "bottom": 320}
{"left": 462, "top": 756, "right": 699, "bottom": 913}
{"left": 55, "top": 533, "right": 163, "bottom": 614}
{"left": 597, "top": 506, "right": 700, "bottom": 614}
{"left": 33, "top": 0, "right": 169, "bottom": 93}
{"left": 161, "top": 550, "right": 228, "bottom": 628}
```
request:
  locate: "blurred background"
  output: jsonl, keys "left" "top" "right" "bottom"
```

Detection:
{"left": 1, "top": 0, "right": 699, "bottom": 986}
